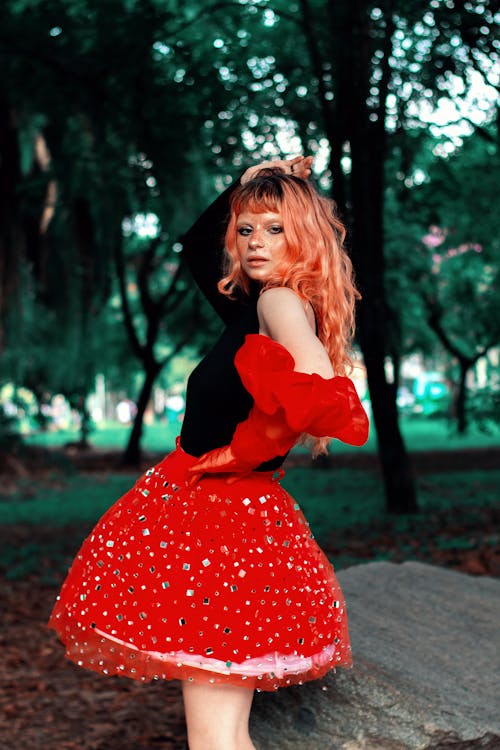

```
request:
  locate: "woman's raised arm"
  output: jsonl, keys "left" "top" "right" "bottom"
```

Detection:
{"left": 181, "top": 182, "right": 240, "bottom": 324}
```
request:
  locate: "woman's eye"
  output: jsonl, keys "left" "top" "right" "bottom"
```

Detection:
{"left": 269, "top": 225, "right": 283, "bottom": 234}
{"left": 238, "top": 227, "right": 252, "bottom": 236}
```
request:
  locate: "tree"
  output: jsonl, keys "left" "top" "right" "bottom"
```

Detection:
{"left": 389, "top": 129, "right": 500, "bottom": 432}
{"left": 115, "top": 235, "right": 219, "bottom": 464}
{"left": 0, "top": 0, "right": 231, "bottom": 456}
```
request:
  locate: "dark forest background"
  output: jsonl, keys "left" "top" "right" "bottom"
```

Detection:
{"left": 0, "top": 0, "right": 499, "bottom": 515}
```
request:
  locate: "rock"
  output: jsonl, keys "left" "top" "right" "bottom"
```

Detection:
{"left": 250, "top": 562, "right": 500, "bottom": 750}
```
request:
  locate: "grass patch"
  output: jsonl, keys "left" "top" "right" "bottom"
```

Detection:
{"left": 416, "top": 470, "right": 500, "bottom": 510}
{"left": 283, "top": 467, "right": 500, "bottom": 539}
{"left": 24, "top": 420, "right": 180, "bottom": 452}
{"left": 281, "top": 466, "right": 385, "bottom": 531}
{"left": 24, "top": 415, "right": 500, "bottom": 454}
{"left": 1, "top": 465, "right": 498, "bottom": 580}
{"left": 1, "top": 465, "right": 498, "bottom": 535}
{"left": 0, "top": 474, "right": 137, "bottom": 526}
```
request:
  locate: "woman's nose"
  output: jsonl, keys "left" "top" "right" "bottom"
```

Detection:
{"left": 249, "top": 233, "right": 263, "bottom": 247}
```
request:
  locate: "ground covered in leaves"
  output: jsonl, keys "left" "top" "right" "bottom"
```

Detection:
{"left": 1, "top": 447, "right": 499, "bottom": 749}
{"left": 0, "top": 578, "right": 187, "bottom": 750}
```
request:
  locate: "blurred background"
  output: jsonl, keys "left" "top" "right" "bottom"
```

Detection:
{"left": 0, "top": 0, "right": 498, "bottom": 563}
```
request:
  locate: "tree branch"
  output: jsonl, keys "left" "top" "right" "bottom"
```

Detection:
{"left": 160, "top": 260, "right": 188, "bottom": 317}
{"left": 159, "top": 327, "right": 192, "bottom": 369}
{"left": 426, "top": 299, "right": 475, "bottom": 365}
{"left": 114, "top": 233, "right": 144, "bottom": 362}
{"left": 160, "top": 290, "right": 205, "bottom": 367}
{"left": 170, "top": 1, "right": 301, "bottom": 37}
{"left": 433, "top": 114, "right": 497, "bottom": 143}
{"left": 170, "top": 2, "right": 256, "bottom": 36}
{"left": 137, "top": 236, "right": 162, "bottom": 322}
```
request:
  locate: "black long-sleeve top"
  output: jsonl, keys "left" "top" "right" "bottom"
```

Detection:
{"left": 179, "top": 183, "right": 285, "bottom": 471}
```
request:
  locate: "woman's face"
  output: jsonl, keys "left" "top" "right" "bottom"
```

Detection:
{"left": 235, "top": 210, "right": 288, "bottom": 283}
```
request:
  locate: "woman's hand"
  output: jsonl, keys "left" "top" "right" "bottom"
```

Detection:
{"left": 241, "top": 155, "right": 313, "bottom": 185}
{"left": 187, "top": 445, "right": 246, "bottom": 485}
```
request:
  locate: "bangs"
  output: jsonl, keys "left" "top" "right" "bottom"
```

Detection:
{"left": 230, "top": 170, "right": 285, "bottom": 215}
{"left": 233, "top": 193, "right": 281, "bottom": 215}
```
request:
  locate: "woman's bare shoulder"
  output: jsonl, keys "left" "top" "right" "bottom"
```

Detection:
{"left": 257, "top": 287, "right": 332, "bottom": 377}
{"left": 257, "top": 287, "right": 314, "bottom": 331}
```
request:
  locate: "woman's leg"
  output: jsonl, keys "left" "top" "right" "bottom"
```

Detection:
{"left": 182, "top": 680, "right": 256, "bottom": 750}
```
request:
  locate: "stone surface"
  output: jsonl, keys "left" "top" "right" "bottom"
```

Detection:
{"left": 250, "top": 562, "right": 500, "bottom": 750}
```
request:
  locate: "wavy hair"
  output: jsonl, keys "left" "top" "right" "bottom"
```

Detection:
{"left": 218, "top": 168, "right": 360, "bottom": 454}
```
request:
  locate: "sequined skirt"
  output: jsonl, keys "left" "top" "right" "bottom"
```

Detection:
{"left": 48, "top": 442, "right": 352, "bottom": 691}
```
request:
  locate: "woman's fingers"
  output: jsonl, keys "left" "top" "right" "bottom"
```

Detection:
{"left": 241, "top": 155, "right": 313, "bottom": 184}
{"left": 288, "top": 155, "right": 313, "bottom": 178}
{"left": 186, "top": 470, "right": 244, "bottom": 487}
{"left": 240, "top": 161, "right": 273, "bottom": 184}
{"left": 186, "top": 445, "right": 253, "bottom": 485}
{"left": 186, "top": 446, "right": 236, "bottom": 478}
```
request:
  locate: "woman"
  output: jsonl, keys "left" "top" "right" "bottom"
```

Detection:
{"left": 48, "top": 155, "right": 369, "bottom": 750}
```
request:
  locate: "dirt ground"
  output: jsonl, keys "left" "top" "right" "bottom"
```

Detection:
{"left": 0, "top": 576, "right": 188, "bottom": 750}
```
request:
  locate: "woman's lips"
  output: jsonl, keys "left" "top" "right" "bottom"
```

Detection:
{"left": 246, "top": 256, "right": 268, "bottom": 266}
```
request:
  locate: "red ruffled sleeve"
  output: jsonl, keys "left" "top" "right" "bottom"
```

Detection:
{"left": 235, "top": 334, "right": 369, "bottom": 446}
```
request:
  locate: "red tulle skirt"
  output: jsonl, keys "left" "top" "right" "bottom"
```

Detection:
{"left": 48, "top": 441, "right": 352, "bottom": 691}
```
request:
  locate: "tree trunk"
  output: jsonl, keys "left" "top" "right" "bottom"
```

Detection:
{"left": 299, "top": 0, "right": 417, "bottom": 512}
{"left": 79, "top": 400, "right": 92, "bottom": 447}
{"left": 349, "top": 148, "right": 417, "bottom": 513}
{"left": 122, "top": 362, "right": 161, "bottom": 467}
{"left": 0, "top": 87, "right": 21, "bottom": 353}
{"left": 358, "top": 305, "right": 417, "bottom": 512}
{"left": 425, "top": 303, "right": 487, "bottom": 436}
{"left": 335, "top": 0, "right": 418, "bottom": 512}
{"left": 456, "top": 360, "right": 468, "bottom": 435}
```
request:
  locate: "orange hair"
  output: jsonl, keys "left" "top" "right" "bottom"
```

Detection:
{"left": 218, "top": 168, "right": 361, "bottom": 455}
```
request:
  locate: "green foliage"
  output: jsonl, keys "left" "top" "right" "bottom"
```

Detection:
{"left": 384, "top": 127, "right": 500, "bottom": 432}
{"left": 467, "top": 387, "right": 500, "bottom": 434}
{"left": 0, "top": 0, "right": 242, "bottom": 430}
